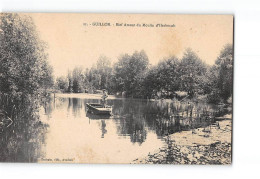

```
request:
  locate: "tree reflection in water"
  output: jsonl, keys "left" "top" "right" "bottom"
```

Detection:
{"left": 42, "top": 97, "right": 226, "bottom": 147}
{"left": 0, "top": 100, "right": 48, "bottom": 162}
{"left": 110, "top": 98, "right": 225, "bottom": 143}
{"left": 0, "top": 96, "right": 227, "bottom": 162}
{"left": 68, "top": 98, "right": 83, "bottom": 118}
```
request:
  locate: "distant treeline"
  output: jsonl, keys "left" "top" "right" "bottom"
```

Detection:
{"left": 0, "top": 13, "right": 233, "bottom": 106}
{"left": 56, "top": 45, "right": 233, "bottom": 103}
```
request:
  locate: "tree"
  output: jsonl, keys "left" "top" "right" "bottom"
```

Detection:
{"left": 179, "top": 48, "right": 207, "bottom": 97}
{"left": 88, "top": 66, "right": 101, "bottom": 90}
{"left": 209, "top": 44, "right": 233, "bottom": 102}
{"left": 0, "top": 13, "right": 53, "bottom": 100}
{"left": 142, "top": 56, "right": 180, "bottom": 98}
{"left": 56, "top": 76, "right": 68, "bottom": 92}
{"left": 96, "top": 56, "right": 113, "bottom": 90}
{"left": 156, "top": 57, "right": 180, "bottom": 93}
{"left": 114, "top": 50, "right": 149, "bottom": 97}
{"left": 142, "top": 66, "right": 160, "bottom": 98}
{"left": 72, "top": 67, "right": 85, "bottom": 93}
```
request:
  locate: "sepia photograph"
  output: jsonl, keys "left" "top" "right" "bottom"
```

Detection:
{"left": 0, "top": 13, "right": 233, "bottom": 164}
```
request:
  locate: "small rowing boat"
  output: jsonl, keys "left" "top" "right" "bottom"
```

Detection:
{"left": 85, "top": 103, "right": 112, "bottom": 115}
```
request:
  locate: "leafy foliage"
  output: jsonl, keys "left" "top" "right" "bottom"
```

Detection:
{"left": 142, "top": 57, "right": 180, "bottom": 98}
{"left": 207, "top": 44, "right": 233, "bottom": 103}
{"left": 56, "top": 76, "right": 68, "bottom": 93}
{"left": 55, "top": 46, "right": 233, "bottom": 103}
{"left": 89, "top": 56, "right": 113, "bottom": 91}
{"left": 113, "top": 50, "right": 149, "bottom": 97}
{"left": 179, "top": 49, "right": 207, "bottom": 97}
{"left": 0, "top": 13, "right": 53, "bottom": 100}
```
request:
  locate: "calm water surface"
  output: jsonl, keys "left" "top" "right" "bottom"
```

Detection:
{"left": 0, "top": 94, "right": 224, "bottom": 163}
{"left": 38, "top": 95, "right": 220, "bottom": 163}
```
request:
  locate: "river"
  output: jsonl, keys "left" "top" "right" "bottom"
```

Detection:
{"left": 0, "top": 93, "right": 226, "bottom": 163}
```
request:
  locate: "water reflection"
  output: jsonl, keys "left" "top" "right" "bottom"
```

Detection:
{"left": 0, "top": 103, "right": 48, "bottom": 162}
{"left": 106, "top": 99, "right": 221, "bottom": 141}
{"left": 1, "top": 95, "right": 227, "bottom": 163}
{"left": 62, "top": 97, "right": 223, "bottom": 143}
{"left": 100, "top": 120, "right": 107, "bottom": 138}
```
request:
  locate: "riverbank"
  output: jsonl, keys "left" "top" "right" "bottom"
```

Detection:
{"left": 54, "top": 93, "right": 118, "bottom": 99}
{"left": 132, "top": 116, "right": 232, "bottom": 165}
{"left": 54, "top": 93, "right": 208, "bottom": 103}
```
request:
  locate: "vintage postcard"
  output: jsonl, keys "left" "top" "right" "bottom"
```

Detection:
{"left": 0, "top": 13, "right": 233, "bottom": 164}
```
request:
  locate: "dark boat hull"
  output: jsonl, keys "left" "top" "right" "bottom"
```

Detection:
{"left": 85, "top": 103, "right": 112, "bottom": 115}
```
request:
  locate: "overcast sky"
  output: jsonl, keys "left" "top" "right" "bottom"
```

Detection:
{"left": 28, "top": 13, "right": 233, "bottom": 77}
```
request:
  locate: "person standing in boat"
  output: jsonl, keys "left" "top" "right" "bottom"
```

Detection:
{"left": 101, "top": 89, "right": 108, "bottom": 107}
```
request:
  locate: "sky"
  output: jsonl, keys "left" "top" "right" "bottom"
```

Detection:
{"left": 27, "top": 13, "right": 233, "bottom": 77}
